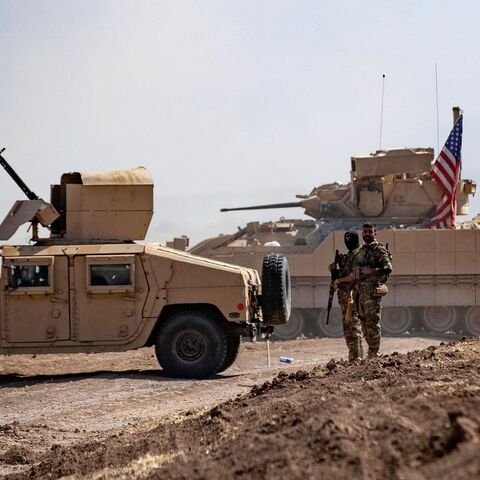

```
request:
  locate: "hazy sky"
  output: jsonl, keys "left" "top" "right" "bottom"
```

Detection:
{"left": 0, "top": 0, "right": 479, "bottom": 246}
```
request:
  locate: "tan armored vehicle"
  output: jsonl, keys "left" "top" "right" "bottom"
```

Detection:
{"left": 0, "top": 150, "right": 290, "bottom": 378}
{"left": 191, "top": 108, "right": 480, "bottom": 340}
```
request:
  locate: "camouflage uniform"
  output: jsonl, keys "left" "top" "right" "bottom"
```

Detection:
{"left": 353, "top": 241, "right": 392, "bottom": 357}
{"left": 337, "top": 251, "right": 364, "bottom": 361}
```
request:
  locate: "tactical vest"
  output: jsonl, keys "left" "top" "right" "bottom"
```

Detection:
{"left": 354, "top": 241, "right": 392, "bottom": 285}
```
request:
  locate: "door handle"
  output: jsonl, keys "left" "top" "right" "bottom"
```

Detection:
{"left": 123, "top": 296, "right": 139, "bottom": 301}
{"left": 50, "top": 297, "right": 68, "bottom": 303}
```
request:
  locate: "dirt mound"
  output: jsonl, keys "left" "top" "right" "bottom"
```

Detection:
{"left": 3, "top": 338, "right": 480, "bottom": 479}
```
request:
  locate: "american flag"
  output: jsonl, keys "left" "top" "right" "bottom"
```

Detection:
{"left": 429, "top": 114, "right": 463, "bottom": 228}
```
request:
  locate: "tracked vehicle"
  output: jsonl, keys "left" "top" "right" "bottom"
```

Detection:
{"left": 191, "top": 107, "right": 480, "bottom": 339}
{"left": 0, "top": 150, "right": 290, "bottom": 378}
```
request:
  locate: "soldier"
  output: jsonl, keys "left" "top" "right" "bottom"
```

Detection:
{"left": 332, "top": 231, "right": 364, "bottom": 361}
{"left": 352, "top": 222, "right": 392, "bottom": 357}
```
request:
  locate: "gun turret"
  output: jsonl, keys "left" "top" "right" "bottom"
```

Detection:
{"left": 0, "top": 148, "right": 59, "bottom": 241}
{"left": 220, "top": 144, "right": 476, "bottom": 226}
{"left": 0, "top": 149, "right": 153, "bottom": 244}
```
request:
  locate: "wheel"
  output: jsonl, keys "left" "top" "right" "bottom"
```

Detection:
{"left": 422, "top": 306, "right": 457, "bottom": 334}
{"left": 465, "top": 307, "right": 480, "bottom": 336}
{"left": 217, "top": 335, "right": 241, "bottom": 373}
{"left": 317, "top": 308, "right": 343, "bottom": 338}
{"left": 261, "top": 254, "right": 291, "bottom": 325}
{"left": 155, "top": 311, "right": 228, "bottom": 378}
{"left": 381, "top": 307, "right": 413, "bottom": 336}
{"left": 272, "top": 309, "right": 305, "bottom": 341}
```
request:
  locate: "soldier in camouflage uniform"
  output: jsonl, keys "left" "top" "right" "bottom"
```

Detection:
{"left": 331, "top": 231, "right": 364, "bottom": 361}
{"left": 352, "top": 223, "right": 392, "bottom": 357}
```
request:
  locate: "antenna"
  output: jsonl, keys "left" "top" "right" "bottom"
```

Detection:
{"left": 379, "top": 74, "right": 385, "bottom": 150}
{"left": 435, "top": 64, "right": 440, "bottom": 155}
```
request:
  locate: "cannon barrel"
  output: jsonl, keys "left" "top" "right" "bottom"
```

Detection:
{"left": 0, "top": 148, "right": 39, "bottom": 200}
{"left": 220, "top": 201, "right": 303, "bottom": 213}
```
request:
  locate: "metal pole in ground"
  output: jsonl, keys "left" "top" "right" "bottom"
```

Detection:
{"left": 267, "top": 338, "right": 271, "bottom": 367}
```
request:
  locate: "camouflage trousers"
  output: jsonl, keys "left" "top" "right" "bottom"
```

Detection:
{"left": 337, "top": 289, "right": 364, "bottom": 361}
{"left": 357, "top": 287, "right": 382, "bottom": 357}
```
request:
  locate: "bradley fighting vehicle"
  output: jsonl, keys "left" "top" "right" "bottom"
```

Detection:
{"left": 0, "top": 149, "right": 290, "bottom": 378}
{"left": 190, "top": 107, "right": 480, "bottom": 340}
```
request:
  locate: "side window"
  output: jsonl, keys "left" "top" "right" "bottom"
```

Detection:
{"left": 4, "top": 257, "right": 54, "bottom": 294}
{"left": 90, "top": 264, "right": 132, "bottom": 286}
{"left": 9, "top": 264, "right": 50, "bottom": 288}
{"left": 86, "top": 255, "right": 135, "bottom": 293}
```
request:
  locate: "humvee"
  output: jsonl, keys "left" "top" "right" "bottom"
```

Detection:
{"left": 0, "top": 150, "right": 290, "bottom": 378}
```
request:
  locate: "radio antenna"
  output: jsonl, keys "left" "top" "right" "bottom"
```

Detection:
{"left": 435, "top": 64, "right": 440, "bottom": 155}
{"left": 379, "top": 74, "right": 385, "bottom": 150}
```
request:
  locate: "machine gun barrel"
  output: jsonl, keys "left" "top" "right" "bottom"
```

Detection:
{"left": 0, "top": 148, "right": 39, "bottom": 200}
{"left": 220, "top": 201, "right": 302, "bottom": 213}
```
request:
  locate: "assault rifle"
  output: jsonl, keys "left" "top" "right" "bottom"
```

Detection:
{"left": 326, "top": 249, "right": 341, "bottom": 324}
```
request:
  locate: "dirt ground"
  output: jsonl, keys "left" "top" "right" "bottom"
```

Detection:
{"left": 2, "top": 335, "right": 479, "bottom": 479}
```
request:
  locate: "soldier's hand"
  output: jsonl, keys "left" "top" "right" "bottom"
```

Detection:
{"left": 331, "top": 279, "right": 340, "bottom": 288}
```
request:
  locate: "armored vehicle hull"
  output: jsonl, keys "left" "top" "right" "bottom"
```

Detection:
{"left": 0, "top": 242, "right": 264, "bottom": 369}
{"left": 191, "top": 220, "right": 480, "bottom": 339}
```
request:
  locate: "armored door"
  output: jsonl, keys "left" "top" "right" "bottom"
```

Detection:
{"left": 3, "top": 256, "right": 70, "bottom": 342}
{"left": 72, "top": 255, "right": 148, "bottom": 342}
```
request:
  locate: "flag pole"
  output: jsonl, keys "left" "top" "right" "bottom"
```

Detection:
{"left": 452, "top": 106, "right": 461, "bottom": 123}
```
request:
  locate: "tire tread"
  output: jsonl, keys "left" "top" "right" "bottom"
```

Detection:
{"left": 155, "top": 310, "right": 228, "bottom": 378}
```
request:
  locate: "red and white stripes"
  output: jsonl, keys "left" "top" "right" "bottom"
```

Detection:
{"left": 429, "top": 115, "right": 463, "bottom": 229}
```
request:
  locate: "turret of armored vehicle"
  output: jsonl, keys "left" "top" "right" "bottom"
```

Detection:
{"left": 221, "top": 146, "right": 474, "bottom": 228}
{"left": 0, "top": 149, "right": 290, "bottom": 378}
{"left": 191, "top": 108, "right": 480, "bottom": 340}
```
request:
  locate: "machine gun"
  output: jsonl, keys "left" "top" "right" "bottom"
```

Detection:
{"left": 0, "top": 148, "right": 59, "bottom": 241}
{"left": 327, "top": 249, "right": 341, "bottom": 324}
{"left": 0, "top": 148, "right": 39, "bottom": 200}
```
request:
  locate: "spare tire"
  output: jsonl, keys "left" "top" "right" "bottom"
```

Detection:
{"left": 261, "top": 253, "right": 291, "bottom": 325}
